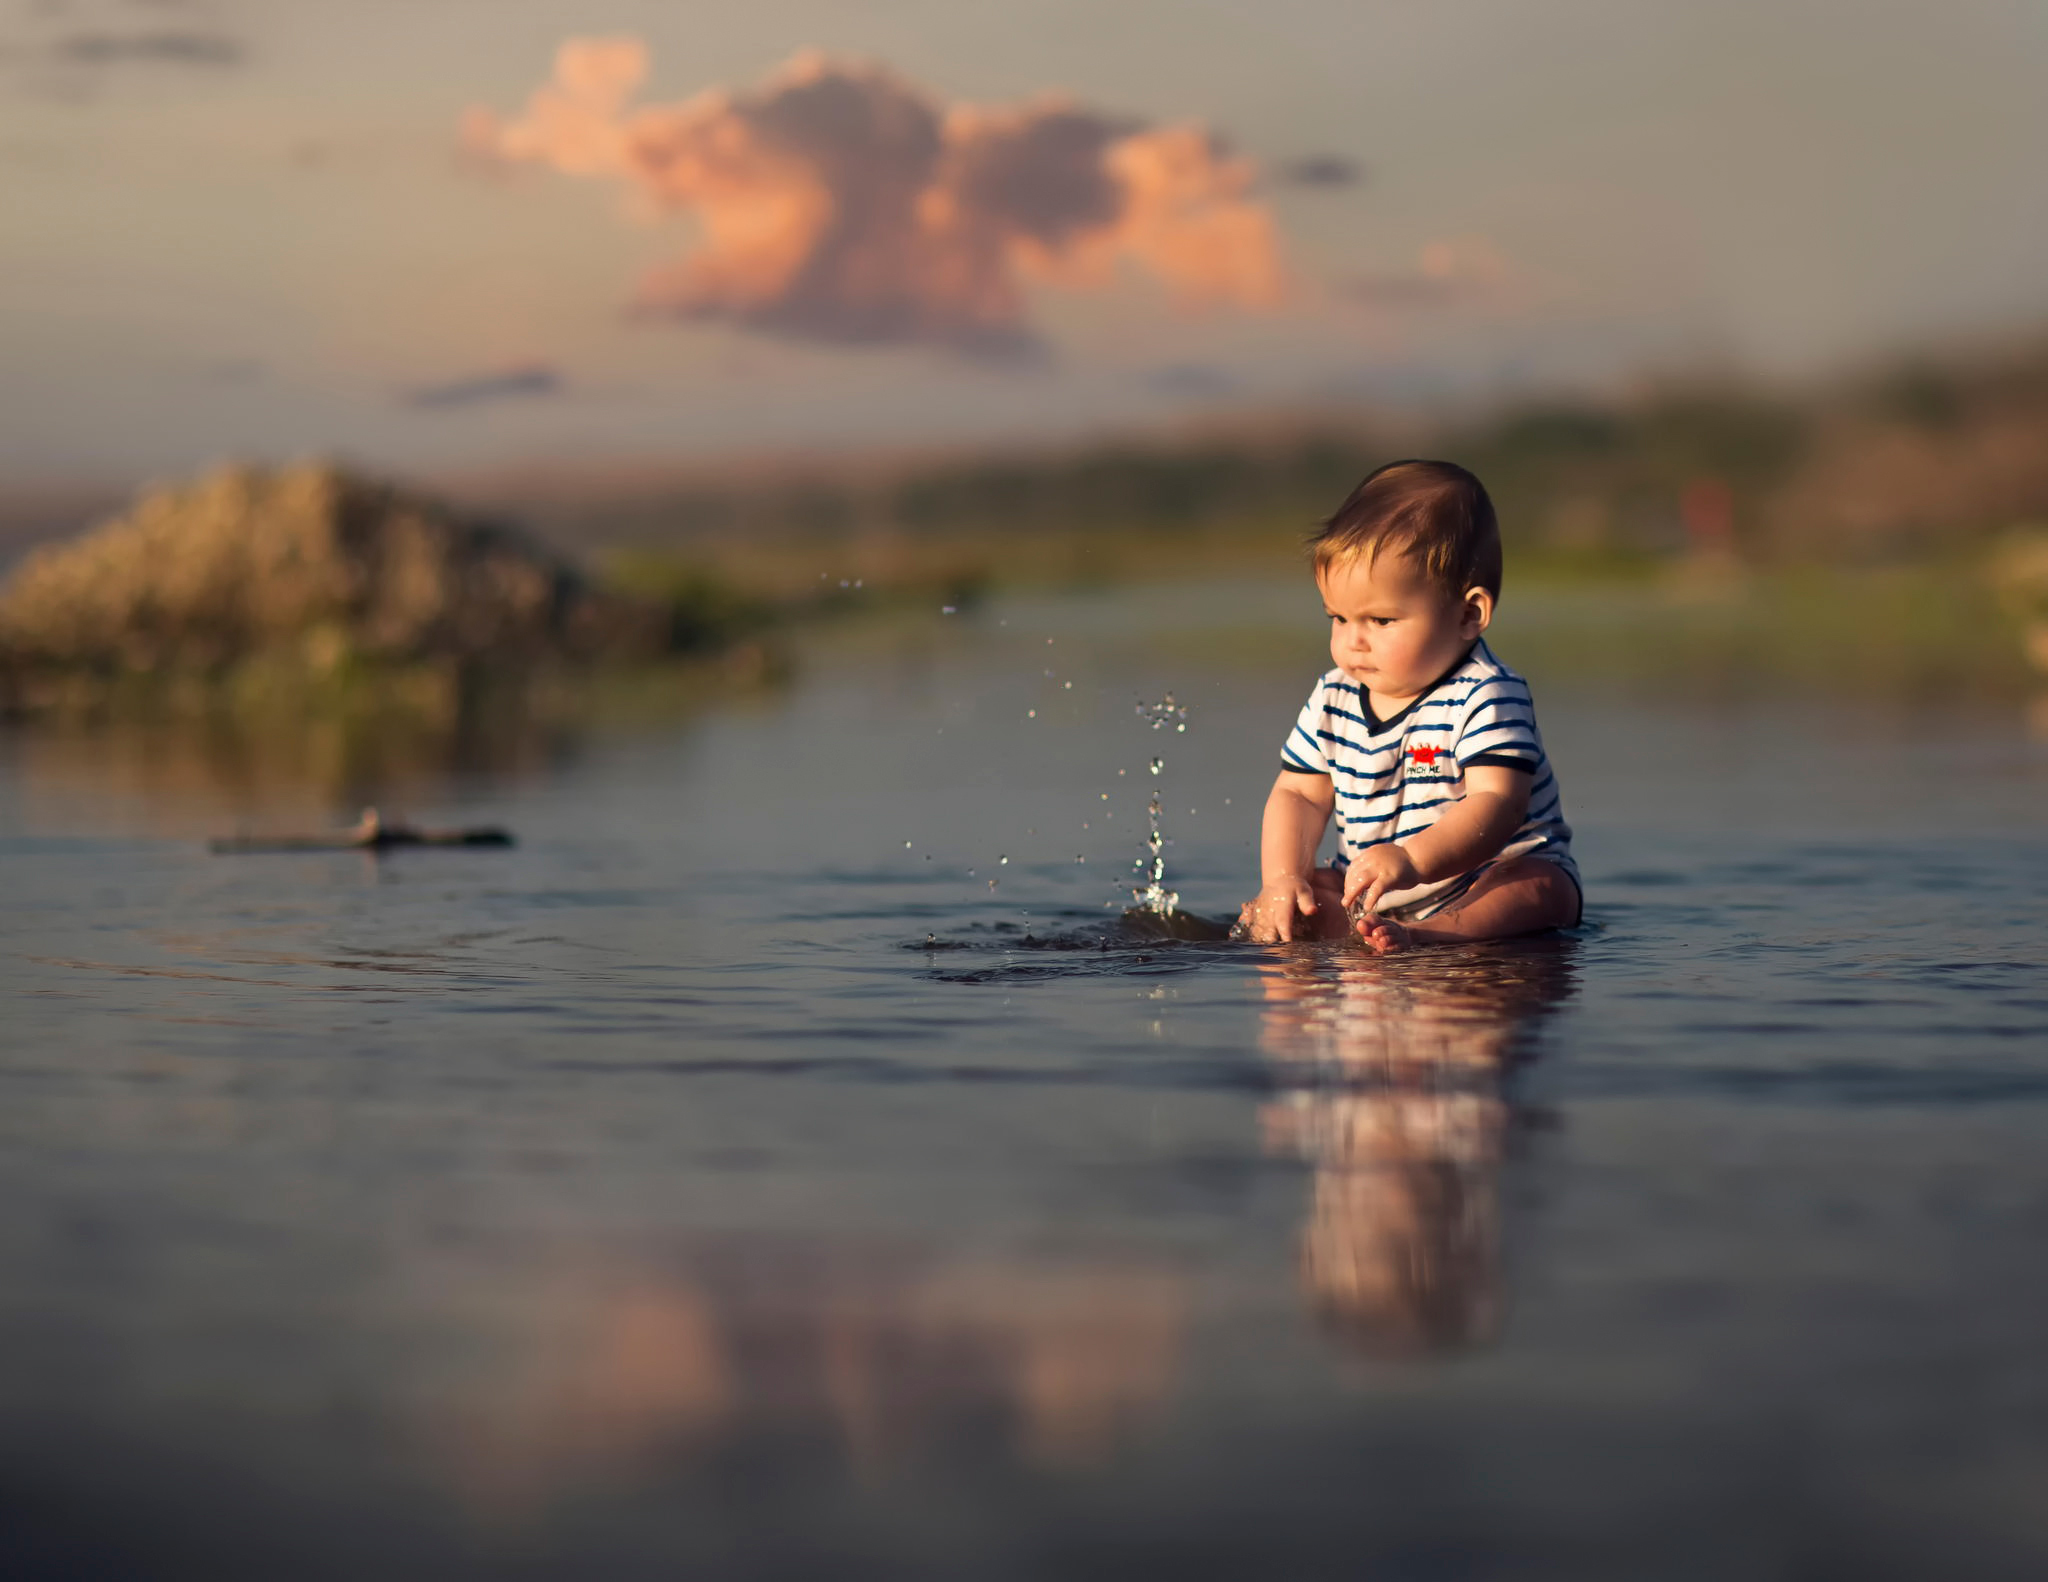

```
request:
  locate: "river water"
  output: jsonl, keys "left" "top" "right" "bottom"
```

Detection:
{"left": 3, "top": 580, "right": 2047, "bottom": 1579}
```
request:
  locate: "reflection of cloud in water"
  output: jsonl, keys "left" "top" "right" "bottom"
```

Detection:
{"left": 414, "top": 1240, "right": 1185, "bottom": 1520}
{"left": 1257, "top": 943, "right": 1577, "bottom": 1358}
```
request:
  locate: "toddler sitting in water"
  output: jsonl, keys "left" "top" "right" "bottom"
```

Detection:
{"left": 1238, "top": 460, "right": 1580, "bottom": 951}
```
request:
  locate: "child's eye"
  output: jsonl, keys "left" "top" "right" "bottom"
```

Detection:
{"left": 1327, "top": 613, "right": 1344, "bottom": 624}
{"left": 1371, "top": 617, "right": 1396, "bottom": 627}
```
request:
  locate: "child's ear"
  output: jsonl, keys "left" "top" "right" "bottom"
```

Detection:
{"left": 1462, "top": 586, "right": 1495, "bottom": 636}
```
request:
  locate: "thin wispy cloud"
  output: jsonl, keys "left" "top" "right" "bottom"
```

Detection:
{"left": 1275, "top": 154, "right": 1363, "bottom": 189}
{"left": 402, "top": 364, "right": 567, "bottom": 411}
{"left": 463, "top": 40, "right": 1291, "bottom": 356}
{"left": 48, "top": 29, "right": 241, "bottom": 66}
{"left": 2, "top": 0, "right": 245, "bottom": 84}
{"left": 1143, "top": 362, "right": 1240, "bottom": 397}
{"left": 1344, "top": 237, "right": 1517, "bottom": 310}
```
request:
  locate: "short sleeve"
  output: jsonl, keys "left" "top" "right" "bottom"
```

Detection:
{"left": 1454, "top": 677, "right": 1541, "bottom": 771}
{"left": 1280, "top": 686, "right": 1329, "bottom": 775}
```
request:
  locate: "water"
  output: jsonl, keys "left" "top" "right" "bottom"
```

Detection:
{"left": 1132, "top": 692, "right": 1187, "bottom": 915}
{"left": 3, "top": 580, "right": 2047, "bottom": 1579}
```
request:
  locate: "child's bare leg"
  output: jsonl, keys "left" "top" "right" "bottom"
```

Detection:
{"left": 1359, "top": 857, "right": 1579, "bottom": 951}
{"left": 1305, "top": 868, "right": 1357, "bottom": 939}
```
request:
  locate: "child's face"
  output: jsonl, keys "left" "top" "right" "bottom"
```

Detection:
{"left": 1317, "top": 546, "right": 1491, "bottom": 702}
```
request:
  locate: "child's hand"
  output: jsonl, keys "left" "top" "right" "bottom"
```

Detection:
{"left": 1238, "top": 878, "right": 1319, "bottom": 942}
{"left": 1341, "top": 844, "right": 1421, "bottom": 916}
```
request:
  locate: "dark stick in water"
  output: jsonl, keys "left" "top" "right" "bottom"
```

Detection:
{"left": 209, "top": 807, "right": 514, "bottom": 854}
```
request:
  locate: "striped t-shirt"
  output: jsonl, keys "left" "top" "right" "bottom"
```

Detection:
{"left": 1280, "top": 638, "right": 1578, "bottom": 919}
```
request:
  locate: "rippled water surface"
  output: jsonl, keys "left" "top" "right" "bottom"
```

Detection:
{"left": 4, "top": 582, "right": 2047, "bottom": 1579}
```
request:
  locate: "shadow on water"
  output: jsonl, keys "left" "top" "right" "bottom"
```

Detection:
{"left": 1255, "top": 936, "right": 1581, "bottom": 1359}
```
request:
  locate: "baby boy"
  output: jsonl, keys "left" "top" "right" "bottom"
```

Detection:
{"left": 1239, "top": 460, "right": 1581, "bottom": 950}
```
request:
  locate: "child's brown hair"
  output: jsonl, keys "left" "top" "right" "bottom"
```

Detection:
{"left": 1311, "top": 460, "right": 1502, "bottom": 599}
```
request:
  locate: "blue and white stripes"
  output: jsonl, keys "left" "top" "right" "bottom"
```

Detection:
{"left": 1280, "top": 639, "right": 1578, "bottom": 919}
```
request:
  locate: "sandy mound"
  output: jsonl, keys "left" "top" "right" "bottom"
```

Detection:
{"left": 0, "top": 462, "right": 672, "bottom": 674}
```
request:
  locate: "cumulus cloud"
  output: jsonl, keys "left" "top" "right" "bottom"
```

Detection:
{"left": 462, "top": 41, "right": 1289, "bottom": 355}
{"left": 403, "top": 364, "right": 565, "bottom": 411}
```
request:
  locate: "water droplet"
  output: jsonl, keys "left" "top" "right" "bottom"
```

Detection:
{"left": 1075, "top": 855, "right": 1085, "bottom": 863}
{"left": 904, "top": 840, "right": 913, "bottom": 849}
{"left": 1027, "top": 709, "right": 1036, "bottom": 718}
{"left": 999, "top": 855, "right": 1009, "bottom": 865}
{"left": 1149, "top": 757, "right": 1163, "bottom": 776}
{"left": 941, "top": 605, "right": 957, "bottom": 614}
{"left": 1063, "top": 681, "right": 1072, "bottom": 689}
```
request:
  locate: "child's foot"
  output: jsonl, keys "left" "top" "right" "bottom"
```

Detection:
{"left": 1356, "top": 914, "right": 1414, "bottom": 953}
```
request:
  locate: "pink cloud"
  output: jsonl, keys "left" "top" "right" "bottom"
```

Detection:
{"left": 463, "top": 42, "right": 1289, "bottom": 354}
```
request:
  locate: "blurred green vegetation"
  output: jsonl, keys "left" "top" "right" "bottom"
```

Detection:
{"left": 531, "top": 340, "right": 2048, "bottom": 697}
{"left": 594, "top": 548, "right": 779, "bottom": 651}
{"left": 1141, "top": 559, "right": 2039, "bottom": 700}
{"left": 532, "top": 338, "right": 2048, "bottom": 584}
{"left": 1498, "top": 562, "right": 2038, "bottom": 699}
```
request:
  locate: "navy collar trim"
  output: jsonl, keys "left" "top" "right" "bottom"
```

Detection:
{"left": 1352, "top": 639, "right": 1484, "bottom": 733}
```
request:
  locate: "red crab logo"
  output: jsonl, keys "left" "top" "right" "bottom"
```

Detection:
{"left": 1407, "top": 745, "right": 1445, "bottom": 768}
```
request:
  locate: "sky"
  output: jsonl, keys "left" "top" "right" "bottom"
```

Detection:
{"left": 2, "top": 0, "right": 2046, "bottom": 486}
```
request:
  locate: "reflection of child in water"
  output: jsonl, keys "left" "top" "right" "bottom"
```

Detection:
{"left": 1258, "top": 948, "right": 1573, "bottom": 1357}
{"left": 1239, "top": 461, "right": 1581, "bottom": 951}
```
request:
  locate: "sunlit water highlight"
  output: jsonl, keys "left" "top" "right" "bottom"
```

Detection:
{"left": 1, "top": 578, "right": 2046, "bottom": 1579}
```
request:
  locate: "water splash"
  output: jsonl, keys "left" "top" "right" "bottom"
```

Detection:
{"left": 1137, "top": 694, "right": 1189, "bottom": 734}
{"left": 1130, "top": 694, "right": 1187, "bottom": 914}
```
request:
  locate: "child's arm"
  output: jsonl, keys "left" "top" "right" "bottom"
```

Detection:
{"left": 1244, "top": 770, "right": 1336, "bottom": 942}
{"left": 1341, "top": 764, "right": 1532, "bottom": 914}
